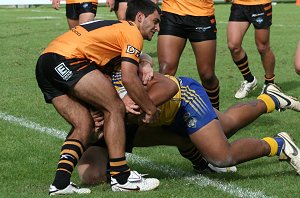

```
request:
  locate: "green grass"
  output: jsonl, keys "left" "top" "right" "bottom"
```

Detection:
{"left": 1, "top": 3, "right": 300, "bottom": 198}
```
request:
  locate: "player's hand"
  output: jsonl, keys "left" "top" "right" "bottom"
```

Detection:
{"left": 89, "top": 108, "right": 104, "bottom": 132}
{"left": 141, "top": 107, "right": 160, "bottom": 124}
{"left": 122, "top": 95, "right": 141, "bottom": 115}
{"left": 52, "top": 0, "right": 60, "bottom": 10}
{"left": 106, "top": 0, "right": 115, "bottom": 12}
{"left": 139, "top": 60, "right": 154, "bottom": 85}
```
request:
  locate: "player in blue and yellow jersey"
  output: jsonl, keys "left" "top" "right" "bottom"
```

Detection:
{"left": 77, "top": 71, "right": 300, "bottom": 185}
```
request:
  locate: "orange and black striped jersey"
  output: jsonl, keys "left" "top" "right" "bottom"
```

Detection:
{"left": 232, "top": 0, "right": 271, "bottom": 5}
{"left": 43, "top": 20, "right": 143, "bottom": 68}
{"left": 66, "top": 0, "right": 98, "bottom": 4}
{"left": 161, "top": 0, "right": 214, "bottom": 17}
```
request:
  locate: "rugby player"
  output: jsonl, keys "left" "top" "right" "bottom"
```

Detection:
{"left": 77, "top": 71, "right": 300, "bottom": 186}
{"left": 52, "top": 0, "right": 98, "bottom": 29}
{"left": 36, "top": 0, "right": 162, "bottom": 195}
{"left": 157, "top": 0, "right": 220, "bottom": 110}
{"left": 225, "top": 0, "right": 276, "bottom": 99}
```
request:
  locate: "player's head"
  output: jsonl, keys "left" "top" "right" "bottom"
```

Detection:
{"left": 126, "top": 0, "right": 161, "bottom": 41}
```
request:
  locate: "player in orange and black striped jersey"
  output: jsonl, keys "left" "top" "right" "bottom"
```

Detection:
{"left": 36, "top": 0, "right": 162, "bottom": 194}
{"left": 157, "top": 0, "right": 220, "bottom": 110}
{"left": 52, "top": 0, "right": 98, "bottom": 29}
{"left": 226, "top": 0, "right": 276, "bottom": 99}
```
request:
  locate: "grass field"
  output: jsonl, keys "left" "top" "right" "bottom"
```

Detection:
{"left": 0, "top": 3, "right": 300, "bottom": 198}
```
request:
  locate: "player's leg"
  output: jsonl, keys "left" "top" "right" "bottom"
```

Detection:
{"left": 216, "top": 98, "right": 268, "bottom": 138}
{"left": 115, "top": 1, "right": 127, "bottom": 20}
{"left": 77, "top": 125, "right": 192, "bottom": 186}
{"left": 189, "top": 118, "right": 300, "bottom": 175}
{"left": 158, "top": 35, "right": 186, "bottom": 75}
{"left": 189, "top": 119, "right": 270, "bottom": 166}
{"left": 79, "top": 12, "right": 96, "bottom": 24}
{"left": 189, "top": 15, "right": 219, "bottom": 109}
{"left": 67, "top": 18, "right": 79, "bottom": 29}
{"left": 49, "top": 95, "right": 94, "bottom": 195}
{"left": 157, "top": 12, "right": 187, "bottom": 75}
{"left": 75, "top": 70, "right": 160, "bottom": 191}
{"left": 191, "top": 40, "right": 219, "bottom": 109}
{"left": 66, "top": 4, "right": 79, "bottom": 29}
{"left": 254, "top": 28, "right": 275, "bottom": 86}
{"left": 227, "top": 5, "right": 256, "bottom": 99}
{"left": 78, "top": 2, "right": 98, "bottom": 24}
{"left": 36, "top": 53, "right": 94, "bottom": 195}
{"left": 295, "top": 41, "right": 300, "bottom": 75}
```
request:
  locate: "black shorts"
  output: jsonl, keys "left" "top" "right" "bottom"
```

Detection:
{"left": 113, "top": 0, "right": 128, "bottom": 12}
{"left": 35, "top": 53, "right": 98, "bottom": 103}
{"left": 158, "top": 11, "right": 217, "bottom": 42}
{"left": 66, "top": 2, "right": 98, "bottom": 20}
{"left": 229, "top": 3, "right": 272, "bottom": 29}
{"left": 92, "top": 124, "right": 139, "bottom": 153}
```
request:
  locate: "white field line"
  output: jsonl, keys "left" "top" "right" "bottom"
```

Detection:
{"left": 0, "top": 111, "right": 272, "bottom": 198}
{"left": 18, "top": 16, "right": 61, "bottom": 19}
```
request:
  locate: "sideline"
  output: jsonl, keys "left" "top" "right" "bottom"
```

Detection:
{"left": 0, "top": 111, "right": 271, "bottom": 198}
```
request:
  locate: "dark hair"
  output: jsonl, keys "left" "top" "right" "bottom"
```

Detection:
{"left": 125, "top": 0, "right": 161, "bottom": 21}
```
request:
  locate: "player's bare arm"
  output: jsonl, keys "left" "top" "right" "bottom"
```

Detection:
{"left": 121, "top": 61, "right": 159, "bottom": 124}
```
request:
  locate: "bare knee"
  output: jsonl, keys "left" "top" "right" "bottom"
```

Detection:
{"left": 228, "top": 42, "right": 242, "bottom": 55}
{"left": 256, "top": 44, "right": 269, "bottom": 56}
{"left": 159, "top": 61, "right": 178, "bottom": 75}
{"left": 104, "top": 99, "right": 126, "bottom": 117}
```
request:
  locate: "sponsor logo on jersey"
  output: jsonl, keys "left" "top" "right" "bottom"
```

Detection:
{"left": 126, "top": 45, "right": 141, "bottom": 57}
{"left": 55, "top": 63, "right": 73, "bottom": 81}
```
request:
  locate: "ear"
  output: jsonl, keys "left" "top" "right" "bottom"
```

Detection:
{"left": 135, "top": 11, "right": 145, "bottom": 23}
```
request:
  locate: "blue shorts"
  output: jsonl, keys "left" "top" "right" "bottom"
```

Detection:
{"left": 170, "top": 77, "right": 217, "bottom": 135}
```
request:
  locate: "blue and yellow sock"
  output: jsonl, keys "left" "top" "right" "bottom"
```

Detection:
{"left": 262, "top": 137, "right": 284, "bottom": 157}
{"left": 257, "top": 94, "right": 279, "bottom": 112}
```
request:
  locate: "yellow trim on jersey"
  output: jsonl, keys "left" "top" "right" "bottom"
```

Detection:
{"left": 257, "top": 94, "right": 275, "bottom": 113}
{"left": 181, "top": 85, "right": 211, "bottom": 116}
{"left": 262, "top": 137, "right": 278, "bottom": 157}
{"left": 151, "top": 75, "right": 181, "bottom": 126}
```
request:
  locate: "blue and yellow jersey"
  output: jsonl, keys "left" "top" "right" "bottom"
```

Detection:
{"left": 111, "top": 71, "right": 181, "bottom": 126}
{"left": 112, "top": 72, "right": 217, "bottom": 134}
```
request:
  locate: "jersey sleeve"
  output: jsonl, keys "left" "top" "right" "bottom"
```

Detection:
{"left": 118, "top": 25, "right": 144, "bottom": 67}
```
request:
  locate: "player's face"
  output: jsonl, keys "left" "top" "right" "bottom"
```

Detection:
{"left": 140, "top": 10, "right": 160, "bottom": 41}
